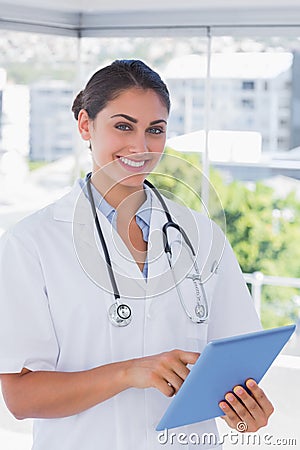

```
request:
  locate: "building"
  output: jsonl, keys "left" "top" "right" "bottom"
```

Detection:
{"left": 29, "top": 81, "right": 74, "bottom": 161}
{"left": 0, "top": 68, "right": 7, "bottom": 143}
{"left": 291, "top": 52, "right": 300, "bottom": 149}
{"left": 164, "top": 53, "right": 293, "bottom": 153}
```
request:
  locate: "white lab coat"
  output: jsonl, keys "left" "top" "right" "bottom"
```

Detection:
{"left": 0, "top": 179, "right": 261, "bottom": 450}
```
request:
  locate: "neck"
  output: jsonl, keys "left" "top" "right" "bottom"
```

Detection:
{"left": 90, "top": 170, "right": 146, "bottom": 219}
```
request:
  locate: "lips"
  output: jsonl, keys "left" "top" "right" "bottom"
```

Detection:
{"left": 119, "top": 156, "right": 146, "bottom": 168}
{"left": 116, "top": 155, "right": 151, "bottom": 173}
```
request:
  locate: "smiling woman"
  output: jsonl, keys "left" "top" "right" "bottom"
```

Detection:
{"left": 0, "top": 59, "right": 273, "bottom": 450}
{"left": 77, "top": 88, "right": 168, "bottom": 194}
{"left": 72, "top": 60, "right": 169, "bottom": 201}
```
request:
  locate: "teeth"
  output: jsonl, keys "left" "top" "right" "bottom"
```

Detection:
{"left": 119, "top": 157, "right": 145, "bottom": 168}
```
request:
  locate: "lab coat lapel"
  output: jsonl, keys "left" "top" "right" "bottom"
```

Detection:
{"left": 55, "top": 182, "right": 146, "bottom": 298}
{"left": 79, "top": 212, "right": 147, "bottom": 297}
{"left": 54, "top": 181, "right": 216, "bottom": 299}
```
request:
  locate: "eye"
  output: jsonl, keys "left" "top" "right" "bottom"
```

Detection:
{"left": 115, "top": 123, "right": 132, "bottom": 131}
{"left": 147, "top": 127, "right": 165, "bottom": 135}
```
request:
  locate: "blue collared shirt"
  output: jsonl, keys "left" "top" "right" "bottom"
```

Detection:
{"left": 79, "top": 176, "right": 151, "bottom": 279}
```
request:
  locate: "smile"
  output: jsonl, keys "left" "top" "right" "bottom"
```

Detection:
{"left": 119, "top": 157, "right": 146, "bottom": 168}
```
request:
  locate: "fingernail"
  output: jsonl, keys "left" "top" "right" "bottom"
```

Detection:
{"left": 219, "top": 402, "right": 227, "bottom": 410}
{"left": 226, "top": 394, "right": 235, "bottom": 402}
{"left": 234, "top": 387, "right": 244, "bottom": 396}
{"left": 247, "top": 380, "right": 256, "bottom": 388}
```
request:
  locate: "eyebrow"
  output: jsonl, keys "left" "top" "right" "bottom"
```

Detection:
{"left": 110, "top": 114, "right": 167, "bottom": 125}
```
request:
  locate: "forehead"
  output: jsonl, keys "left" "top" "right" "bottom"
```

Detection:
{"left": 102, "top": 88, "right": 168, "bottom": 118}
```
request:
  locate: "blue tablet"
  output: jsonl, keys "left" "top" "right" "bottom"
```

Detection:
{"left": 156, "top": 324, "right": 295, "bottom": 431}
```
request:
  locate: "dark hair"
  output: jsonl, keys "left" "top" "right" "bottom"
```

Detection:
{"left": 72, "top": 59, "right": 170, "bottom": 121}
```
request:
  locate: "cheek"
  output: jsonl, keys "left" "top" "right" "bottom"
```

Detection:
{"left": 148, "top": 135, "right": 166, "bottom": 153}
{"left": 149, "top": 140, "right": 166, "bottom": 166}
{"left": 91, "top": 134, "right": 118, "bottom": 158}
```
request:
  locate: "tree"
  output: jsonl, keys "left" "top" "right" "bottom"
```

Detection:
{"left": 151, "top": 148, "right": 300, "bottom": 328}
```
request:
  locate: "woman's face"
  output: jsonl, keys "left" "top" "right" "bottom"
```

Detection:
{"left": 78, "top": 88, "right": 168, "bottom": 188}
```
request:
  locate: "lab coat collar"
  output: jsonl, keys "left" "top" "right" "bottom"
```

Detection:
{"left": 65, "top": 180, "right": 148, "bottom": 294}
{"left": 52, "top": 180, "right": 221, "bottom": 298}
{"left": 53, "top": 179, "right": 157, "bottom": 225}
{"left": 52, "top": 180, "right": 187, "bottom": 297}
{"left": 53, "top": 180, "right": 90, "bottom": 224}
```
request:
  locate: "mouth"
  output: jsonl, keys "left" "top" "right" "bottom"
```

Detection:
{"left": 118, "top": 156, "right": 146, "bottom": 168}
{"left": 116, "top": 155, "right": 153, "bottom": 174}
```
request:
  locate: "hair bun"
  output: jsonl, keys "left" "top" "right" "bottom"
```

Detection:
{"left": 71, "top": 90, "right": 84, "bottom": 120}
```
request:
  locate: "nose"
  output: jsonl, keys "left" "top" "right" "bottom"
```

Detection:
{"left": 128, "top": 132, "right": 149, "bottom": 154}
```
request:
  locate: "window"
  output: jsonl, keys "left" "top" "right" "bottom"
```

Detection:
{"left": 241, "top": 98, "right": 255, "bottom": 109}
{"left": 242, "top": 80, "right": 255, "bottom": 90}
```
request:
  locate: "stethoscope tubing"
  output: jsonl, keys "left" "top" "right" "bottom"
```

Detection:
{"left": 86, "top": 173, "right": 209, "bottom": 326}
{"left": 86, "top": 172, "right": 120, "bottom": 302}
{"left": 144, "top": 180, "right": 196, "bottom": 257}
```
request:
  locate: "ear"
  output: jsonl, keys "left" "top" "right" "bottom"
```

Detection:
{"left": 77, "top": 109, "right": 91, "bottom": 141}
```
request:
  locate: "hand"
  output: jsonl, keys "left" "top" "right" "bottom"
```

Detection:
{"left": 219, "top": 379, "right": 274, "bottom": 432}
{"left": 126, "top": 349, "right": 199, "bottom": 397}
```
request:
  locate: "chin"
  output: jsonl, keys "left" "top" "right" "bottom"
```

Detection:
{"left": 92, "top": 162, "right": 150, "bottom": 190}
{"left": 118, "top": 173, "right": 148, "bottom": 188}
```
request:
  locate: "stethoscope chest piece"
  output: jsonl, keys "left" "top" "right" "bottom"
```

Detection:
{"left": 108, "top": 302, "right": 132, "bottom": 327}
{"left": 194, "top": 304, "right": 207, "bottom": 321}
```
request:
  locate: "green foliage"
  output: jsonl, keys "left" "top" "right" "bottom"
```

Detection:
{"left": 149, "top": 148, "right": 204, "bottom": 211}
{"left": 27, "top": 160, "right": 48, "bottom": 171}
{"left": 151, "top": 148, "right": 300, "bottom": 328}
{"left": 261, "top": 285, "right": 300, "bottom": 329}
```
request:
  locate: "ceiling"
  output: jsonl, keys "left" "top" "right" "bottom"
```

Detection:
{"left": 1, "top": 0, "right": 300, "bottom": 37}
{"left": 3, "top": 0, "right": 300, "bottom": 13}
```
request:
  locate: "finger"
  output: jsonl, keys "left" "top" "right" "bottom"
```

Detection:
{"left": 233, "top": 386, "right": 265, "bottom": 421}
{"left": 219, "top": 400, "right": 254, "bottom": 432}
{"left": 171, "top": 360, "right": 191, "bottom": 382}
{"left": 163, "top": 382, "right": 176, "bottom": 397}
{"left": 158, "top": 350, "right": 198, "bottom": 370}
{"left": 165, "top": 350, "right": 196, "bottom": 380}
{"left": 161, "top": 355, "right": 192, "bottom": 393}
{"left": 177, "top": 350, "right": 200, "bottom": 366}
{"left": 225, "top": 386, "right": 258, "bottom": 431}
{"left": 246, "top": 379, "right": 274, "bottom": 417}
{"left": 152, "top": 374, "right": 176, "bottom": 397}
{"left": 224, "top": 393, "right": 256, "bottom": 429}
{"left": 163, "top": 371, "right": 185, "bottom": 393}
{"left": 219, "top": 401, "right": 246, "bottom": 430}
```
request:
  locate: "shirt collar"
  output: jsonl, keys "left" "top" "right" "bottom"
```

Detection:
{"left": 79, "top": 175, "right": 152, "bottom": 227}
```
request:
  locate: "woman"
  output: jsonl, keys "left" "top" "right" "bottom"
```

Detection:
{"left": 0, "top": 60, "right": 273, "bottom": 449}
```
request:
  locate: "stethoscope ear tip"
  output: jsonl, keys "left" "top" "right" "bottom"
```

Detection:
{"left": 211, "top": 260, "right": 219, "bottom": 274}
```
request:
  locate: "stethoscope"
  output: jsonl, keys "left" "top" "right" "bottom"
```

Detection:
{"left": 86, "top": 172, "right": 209, "bottom": 327}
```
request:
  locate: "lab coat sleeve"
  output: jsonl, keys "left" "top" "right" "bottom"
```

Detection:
{"left": 0, "top": 230, "right": 59, "bottom": 373}
{"left": 207, "top": 234, "right": 262, "bottom": 342}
